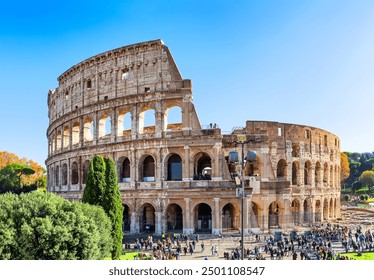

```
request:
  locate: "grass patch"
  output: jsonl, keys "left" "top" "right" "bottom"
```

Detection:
{"left": 341, "top": 252, "right": 374, "bottom": 260}
{"left": 104, "top": 251, "right": 139, "bottom": 260}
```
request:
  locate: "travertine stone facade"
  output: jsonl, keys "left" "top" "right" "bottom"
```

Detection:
{"left": 46, "top": 40, "right": 341, "bottom": 235}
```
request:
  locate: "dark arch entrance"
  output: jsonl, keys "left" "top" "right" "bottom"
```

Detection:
{"left": 268, "top": 201, "right": 280, "bottom": 228}
{"left": 123, "top": 204, "right": 130, "bottom": 231}
{"left": 166, "top": 203, "right": 183, "bottom": 232}
{"left": 140, "top": 203, "right": 155, "bottom": 233}
{"left": 222, "top": 203, "right": 239, "bottom": 233}
{"left": 194, "top": 203, "right": 212, "bottom": 233}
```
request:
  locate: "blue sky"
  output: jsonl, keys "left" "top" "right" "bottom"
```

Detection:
{"left": 1, "top": 0, "right": 373, "bottom": 166}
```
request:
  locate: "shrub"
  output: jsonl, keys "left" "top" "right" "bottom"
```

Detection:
{"left": 0, "top": 191, "right": 111, "bottom": 260}
{"left": 343, "top": 194, "right": 350, "bottom": 202}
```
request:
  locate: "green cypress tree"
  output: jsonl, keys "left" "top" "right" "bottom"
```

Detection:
{"left": 82, "top": 155, "right": 106, "bottom": 206}
{"left": 103, "top": 157, "right": 123, "bottom": 260}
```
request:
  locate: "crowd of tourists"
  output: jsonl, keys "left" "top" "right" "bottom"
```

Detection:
{"left": 124, "top": 223, "right": 374, "bottom": 260}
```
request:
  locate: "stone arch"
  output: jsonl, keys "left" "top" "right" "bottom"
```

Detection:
{"left": 99, "top": 113, "right": 111, "bottom": 138}
{"left": 140, "top": 155, "right": 155, "bottom": 182}
{"left": 166, "top": 203, "right": 183, "bottom": 231}
{"left": 222, "top": 203, "right": 240, "bottom": 232}
{"left": 55, "top": 165, "right": 60, "bottom": 186}
{"left": 163, "top": 104, "right": 182, "bottom": 131}
{"left": 63, "top": 126, "right": 70, "bottom": 149}
{"left": 291, "top": 199, "right": 301, "bottom": 225}
{"left": 122, "top": 204, "right": 131, "bottom": 231}
{"left": 304, "top": 160, "right": 312, "bottom": 185}
{"left": 303, "top": 198, "right": 312, "bottom": 224}
{"left": 83, "top": 117, "right": 94, "bottom": 141}
{"left": 139, "top": 203, "right": 155, "bottom": 233}
{"left": 244, "top": 154, "right": 261, "bottom": 176}
{"left": 323, "top": 198, "right": 329, "bottom": 220}
{"left": 139, "top": 106, "right": 155, "bottom": 134}
{"left": 268, "top": 201, "right": 281, "bottom": 228}
{"left": 329, "top": 198, "right": 334, "bottom": 218}
{"left": 117, "top": 109, "right": 132, "bottom": 137}
{"left": 193, "top": 152, "right": 212, "bottom": 180}
{"left": 72, "top": 122, "right": 80, "bottom": 146}
{"left": 249, "top": 202, "right": 261, "bottom": 229}
{"left": 71, "top": 161, "right": 79, "bottom": 185}
{"left": 82, "top": 160, "right": 90, "bottom": 184}
{"left": 292, "top": 161, "right": 300, "bottom": 185}
{"left": 62, "top": 163, "right": 68, "bottom": 185}
{"left": 118, "top": 156, "right": 131, "bottom": 182}
{"left": 329, "top": 165, "right": 334, "bottom": 188}
{"left": 56, "top": 130, "right": 62, "bottom": 151}
{"left": 193, "top": 203, "right": 212, "bottom": 233}
{"left": 276, "top": 159, "right": 287, "bottom": 179}
{"left": 166, "top": 153, "right": 183, "bottom": 181}
{"left": 315, "top": 200, "right": 322, "bottom": 223}
{"left": 323, "top": 162, "right": 328, "bottom": 184}
{"left": 315, "top": 161, "right": 322, "bottom": 184}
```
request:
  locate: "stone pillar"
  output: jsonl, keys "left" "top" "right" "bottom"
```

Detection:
{"left": 212, "top": 143, "right": 222, "bottom": 181}
{"left": 131, "top": 106, "right": 138, "bottom": 140}
{"left": 112, "top": 108, "right": 117, "bottom": 142}
{"left": 243, "top": 196, "right": 251, "bottom": 235}
{"left": 130, "top": 211, "right": 137, "bottom": 234}
{"left": 212, "top": 198, "right": 221, "bottom": 235}
{"left": 183, "top": 146, "right": 191, "bottom": 181}
{"left": 155, "top": 211, "right": 162, "bottom": 235}
{"left": 183, "top": 198, "right": 193, "bottom": 234}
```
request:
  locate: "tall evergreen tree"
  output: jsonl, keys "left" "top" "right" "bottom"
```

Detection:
{"left": 82, "top": 155, "right": 106, "bottom": 206}
{"left": 103, "top": 157, "right": 123, "bottom": 260}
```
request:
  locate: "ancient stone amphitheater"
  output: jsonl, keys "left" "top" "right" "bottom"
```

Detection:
{"left": 46, "top": 39, "right": 341, "bottom": 235}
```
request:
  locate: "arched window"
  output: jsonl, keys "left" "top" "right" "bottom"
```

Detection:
{"left": 99, "top": 114, "right": 111, "bottom": 137}
{"left": 277, "top": 159, "right": 287, "bottom": 179}
{"left": 62, "top": 163, "right": 68, "bottom": 185}
{"left": 194, "top": 153, "right": 212, "bottom": 180}
{"left": 71, "top": 161, "right": 79, "bottom": 185}
{"left": 82, "top": 160, "right": 90, "bottom": 184}
{"left": 63, "top": 126, "right": 70, "bottom": 149}
{"left": 55, "top": 166, "right": 59, "bottom": 186}
{"left": 163, "top": 106, "right": 182, "bottom": 131}
{"left": 167, "top": 154, "right": 182, "bottom": 181}
{"left": 304, "top": 161, "right": 312, "bottom": 185}
{"left": 72, "top": 122, "right": 80, "bottom": 145}
{"left": 56, "top": 131, "right": 62, "bottom": 150}
{"left": 292, "top": 161, "right": 300, "bottom": 185}
{"left": 143, "top": 156, "right": 155, "bottom": 182}
{"left": 117, "top": 111, "right": 132, "bottom": 137}
{"left": 84, "top": 117, "right": 94, "bottom": 141}
{"left": 121, "top": 158, "right": 131, "bottom": 182}
{"left": 139, "top": 108, "right": 155, "bottom": 134}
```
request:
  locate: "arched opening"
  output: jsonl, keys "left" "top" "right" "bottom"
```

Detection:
{"left": 291, "top": 199, "right": 300, "bottom": 225}
{"left": 323, "top": 199, "right": 329, "bottom": 220}
{"left": 63, "top": 126, "right": 69, "bottom": 149}
{"left": 82, "top": 160, "right": 90, "bottom": 184}
{"left": 122, "top": 204, "right": 130, "bottom": 231}
{"left": 167, "top": 154, "right": 182, "bottom": 181}
{"left": 84, "top": 117, "right": 94, "bottom": 141}
{"left": 277, "top": 159, "right": 287, "bottom": 179}
{"left": 72, "top": 122, "right": 80, "bottom": 146}
{"left": 194, "top": 203, "right": 212, "bottom": 233}
{"left": 164, "top": 105, "right": 182, "bottom": 131}
{"left": 303, "top": 199, "right": 312, "bottom": 224}
{"left": 292, "top": 161, "right": 300, "bottom": 185}
{"left": 329, "top": 198, "right": 334, "bottom": 218}
{"left": 249, "top": 202, "right": 260, "bottom": 229}
{"left": 323, "top": 163, "right": 328, "bottom": 184}
{"left": 222, "top": 203, "right": 240, "bottom": 232}
{"left": 140, "top": 203, "right": 155, "bottom": 233}
{"left": 166, "top": 203, "right": 183, "bottom": 231}
{"left": 120, "top": 157, "right": 131, "bottom": 182}
{"left": 268, "top": 201, "right": 280, "bottom": 228}
{"left": 139, "top": 108, "right": 155, "bottom": 134}
{"left": 315, "top": 161, "right": 322, "bottom": 184}
{"left": 71, "top": 161, "right": 79, "bottom": 185}
{"left": 55, "top": 165, "right": 60, "bottom": 186}
{"left": 194, "top": 153, "right": 212, "bottom": 180}
{"left": 304, "top": 161, "right": 312, "bottom": 185}
{"left": 329, "top": 166, "right": 334, "bottom": 188}
{"left": 142, "top": 155, "right": 155, "bottom": 182}
{"left": 62, "top": 163, "right": 68, "bottom": 185}
{"left": 99, "top": 114, "right": 111, "bottom": 138}
{"left": 315, "top": 200, "right": 322, "bottom": 223}
{"left": 117, "top": 111, "right": 132, "bottom": 137}
{"left": 56, "top": 131, "right": 62, "bottom": 151}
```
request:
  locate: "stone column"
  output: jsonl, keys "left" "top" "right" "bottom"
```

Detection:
{"left": 213, "top": 143, "right": 222, "bottom": 181}
{"left": 243, "top": 196, "right": 251, "bottom": 235}
{"left": 155, "top": 211, "right": 162, "bottom": 235}
{"left": 183, "top": 198, "right": 193, "bottom": 234}
{"left": 212, "top": 198, "right": 221, "bottom": 235}
{"left": 130, "top": 211, "right": 138, "bottom": 234}
{"left": 183, "top": 145, "right": 191, "bottom": 181}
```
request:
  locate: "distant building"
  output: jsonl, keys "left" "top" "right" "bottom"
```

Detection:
{"left": 46, "top": 40, "right": 341, "bottom": 235}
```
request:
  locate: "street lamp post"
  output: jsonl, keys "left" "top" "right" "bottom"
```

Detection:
{"left": 234, "top": 134, "right": 257, "bottom": 260}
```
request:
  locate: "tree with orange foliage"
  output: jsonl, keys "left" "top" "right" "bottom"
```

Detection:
{"left": 341, "top": 152, "right": 350, "bottom": 183}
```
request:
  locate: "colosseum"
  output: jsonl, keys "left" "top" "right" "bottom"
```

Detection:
{"left": 46, "top": 39, "right": 341, "bottom": 235}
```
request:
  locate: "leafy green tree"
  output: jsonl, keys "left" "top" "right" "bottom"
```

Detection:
{"left": 103, "top": 157, "right": 123, "bottom": 260}
{"left": 351, "top": 181, "right": 362, "bottom": 194}
{"left": 82, "top": 155, "right": 106, "bottom": 206}
{"left": 0, "top": 163, "right": 35, "bottom": 192}
{"left": 0, "top": 191, "right": 111, "bottom": 260}
{"left": 359, "top": 170, "right": 374, "bottom": 192}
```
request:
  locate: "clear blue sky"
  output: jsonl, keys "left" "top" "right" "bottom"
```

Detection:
{"left": 1, "top": 0, "right": 373, "bottom": 167}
